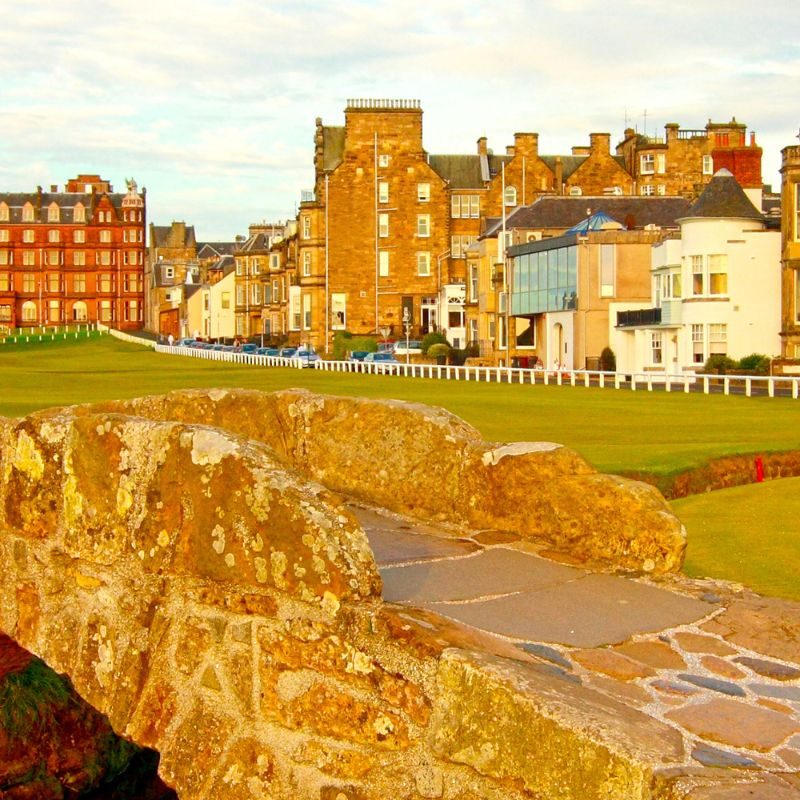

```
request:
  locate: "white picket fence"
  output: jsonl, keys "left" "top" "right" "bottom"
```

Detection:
{"left": 145, "top": 341, "right": 800, "bottom": 400}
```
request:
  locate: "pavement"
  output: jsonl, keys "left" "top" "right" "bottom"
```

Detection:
{"left": 351, "top": 503, "right": 800, "bottom": 786}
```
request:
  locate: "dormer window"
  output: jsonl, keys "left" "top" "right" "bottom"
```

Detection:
{"left": 73, "top": 203, "right": 86, "bottom": 223}
{"left": 22, "top": 203, "right": 34, "bottom": 222}
{"left": 47, "top": 202, "right": 60, "bottom": 222}
{"left": 504, "top": 186, "right": 517, "bottom": 207}
{"left": 0, "top": 203, "right": 8, "bottom": 222}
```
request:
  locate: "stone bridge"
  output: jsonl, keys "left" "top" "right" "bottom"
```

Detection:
{"left": 1, "top": 389, "right": 798, "bottom": 799}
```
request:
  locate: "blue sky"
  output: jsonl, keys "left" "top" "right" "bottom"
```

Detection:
{"left": 1, "top": 0, "right": 797, "bottom": 240}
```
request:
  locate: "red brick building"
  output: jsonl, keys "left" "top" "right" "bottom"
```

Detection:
{"left": 0, "top": 174, "right": 146, "bottom": 330}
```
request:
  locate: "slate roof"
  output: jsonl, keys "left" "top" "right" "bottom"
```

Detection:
{"left": 428, "top": 155, "right": 484, "bottom": 188}
{"left": 684, "top": 169, "right": 764, "bottom": 221}
{"left": 0, "top": 191, "right": 125, "bottom": 224}
{"left": 482, "top": 196, "right": 691, "bottom": 238}
{"left": 238, "top": 232, "right": 271, "bottom": 253}
{"left": 540, "top": 155, "right": 585, "bottom": 180}
{"left": 323, "top": 126, "right": 346, "bottom": 171}
{"left": 208, "top": 255, "right": 235, "bottom": 274}
{"left": 197, "top": 242, "right": 239, "bottom": 258}
{"left": 151, "top": 224, "right": 197, "bottom": 249}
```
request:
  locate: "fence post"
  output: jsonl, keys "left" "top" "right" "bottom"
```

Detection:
{"left": 745, "top": 377, "right": 752, "bottom": 397}
{"left": 703, "top": 376, "right": 710, "bottom": 395}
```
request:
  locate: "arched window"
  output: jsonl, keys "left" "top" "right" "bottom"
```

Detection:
{"left": 72, "top": 300, "right": 88, "bottom": 322}
{"left": 22, "top": 301, "right": 37, "bottom": 322}
{"left": 47, "top": 202, "right": 60, "bottom": 222}
{"left": 504, "top": 186, "right": 517, "bottom": 207}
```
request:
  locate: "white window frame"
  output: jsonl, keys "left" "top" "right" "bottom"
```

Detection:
{"left": 504, "top": 186, "right": 517, "bottom": 207}
{"left": 379, "top": 250, "right": 389, "bottom": 277}
{"left": 469, "top": 264, "right": 478, "bottom": 302}
{"left": 417, "top": 251, "right": 431, "bottom": 277}
{"left": 656, "top": 153, "right": 666, "bottom": 174}
{"left": 379, "top": 213, "right": 389, "bottom": 238}
{"left": 48, "top": 229, "right": 60, "bottom": 243}
{"left": 599, "top": 244, "right": 616, "bottom": 298}
{"left": 795, "top": 184, "right": 800, "bottom": 243}
{"left": 416, "top": 214, "right": 430, "bottom": 237}
{"left": 708, "top": 254, "right": 728, "bottom": 296}
{"left": 417, "top": 183, "right": 430, "bottom": 202}
{"left": 702, "top": 155, "right": 714, "bottom": 175}
{"left": 23, "top": 229, "right": 34, "bottom": 243}
{"left": 691, "top": 323, "right": 705, "bottom": 364}
{"left": 302, "top": 251, "right": 311, "bottom": 276}
{"left": 709, "top": 323, "right": 728, "bottom": 356}
{"left": 378, "top": 181, "right": 389, "bottom": 204}
{"left": 691, "top": 255, "right": 704, "bottom": 296}
{"left": 302, "top": 216, "right": 311, "bottom": 239}
{"left": 74, "top": 229, "right": 85, "bottom": 243}
{"left": 331, "top": 292, "right": 346, "bottom": 330}
{"left": 650, "top": 331, "right": 663, "bottom": 365}
{"left": 378, "top": 154, "right": 390, "bottom": 167}
{"left": 302, "top": 293, "right": 311, "bottom": 330}
{"left": 640, "top": 153, "right": 655, "bottom": 175}
{"left": 640, "top": 184, "right": 655, "bottom": 197}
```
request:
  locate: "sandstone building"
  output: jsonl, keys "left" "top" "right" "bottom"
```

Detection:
{"left": 0, "top": 175, "right": 146, "bottom": 331}
{"left": 780, "top": 143, "right": 800, "bottom": 358}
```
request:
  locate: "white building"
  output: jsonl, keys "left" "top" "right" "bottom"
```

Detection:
{"left": 612, "top": 169, "right": 781, "bottom": 375}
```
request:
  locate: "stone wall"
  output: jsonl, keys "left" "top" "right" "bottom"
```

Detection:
{"left": 79, "top": 388, "right": 686, "bottom": 574}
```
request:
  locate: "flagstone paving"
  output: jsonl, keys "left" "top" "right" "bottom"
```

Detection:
{"left": 351, "top": 502, "right": 800, "bottom": 795}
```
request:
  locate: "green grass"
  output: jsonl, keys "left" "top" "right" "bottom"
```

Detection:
{"left": 0, "top": 659, "right": 72, "bottom": 738}
{"left": 1, "top": 336, "right": 798, "bottom": 478}
{"left": 674, "top": 478, "right": 800, "bottom": 602}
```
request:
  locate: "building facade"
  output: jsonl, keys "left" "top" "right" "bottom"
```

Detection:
{"left": 0, "top": 175, "right": 146, "bottom": 330}
{"left": 613, "top": 170, "right": 780, "bottom": 374}
{"left": 780, "top": 144, "right": 800, "bottom": 358}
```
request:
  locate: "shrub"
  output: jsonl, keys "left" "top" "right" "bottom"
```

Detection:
{"left": 427, "top": 343, "right": 451, "bottom": 360}
{"left": 332, "top": 332, "right": 378, "bottom": 360}
{"left": 704, "top": 354, "right": 737, "bottom": 374}
{"left": 737, "top": 353, "right": 771, "bottom": 374}
{"left": 420, "top": 331, "right": 448, "bottom": 354}
{"left": 599, "top": 347, "right": 616, "bottom": 372}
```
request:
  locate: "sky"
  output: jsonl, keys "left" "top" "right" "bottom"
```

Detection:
{"left": 1, "top": 0, "right": 798, "bottom": 241}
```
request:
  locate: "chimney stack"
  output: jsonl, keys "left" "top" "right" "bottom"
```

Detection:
{"left": 589, "top": 133, "right": 611, "bottom": 155}
{"left": 477, "top": 136, "right": 487, "bottom": 156}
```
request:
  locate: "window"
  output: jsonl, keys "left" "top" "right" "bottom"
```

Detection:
{"left": 0, "top": 251, "right": 9, "bottom": 266}
{"left": 236, "top": 260, "right": 243, "bottom": 276}
{"left": 416, "top": 214, "right": 430, "bottom": 237}
{"left": 691, "top": 255, "right": 704, "bottom": 295}
{"left": 451, "top": 234, "right": 477, "bottom": 258}
{"left": 48, "top": 300, "right": 61, "bottom": 322}
{"left": 379, "top": 250, "right": 389, "bottom": 277}
{"left": 303, "top": 293, "right": 311, "bottom": 330}
{"left": 378, "top": 181, "right": 389, "bottom": 204}
{"left": 379, "top": 213, "right": 389, "bottom": 238}
{"left": 0, "top": 204, "right": 8, "bottom": 221}
{"left": 74, "top": 230, "right": 85, "bottom": 243}
{"left": 236, "top": 316, "right": 245, "bottom": 336}
{"left": 795, "top": 184, "right": 800, "bottom": 242}
{"left": 251, "top": 257, "right": 260, "bottom": 275}
{"left": 236, "top": 285, "right": 245, "bottom": 305}
{"left": 270, "top": 253, "right": 280, "bottom": 270}
{"left": 251, "top": 284, "right": 261, "bottom": 305}
{"left": 73, "top": 251, "right": 85, "bottom": 266}
{"left": 98, "top": 274, "right": 113, "bottom": 293}
{"left": 124, "top": 273, "right": 141, "bottom": 293}
{"left": 796, "top": 271, "right": 800, "bottom": 323}
{"left": 469, "top": 264, "right": 478, "bottom": 302}
{"left": 47, "top": 203, "right": 60, "bottom": 222}
{"left": 99, "top": 251, "right": 112, "bottom": 266}
{"left": 599, "top": 244, "right": 615, "bottom": 298}
{"left": 0, "top": 230, "right": 7, "bottom": 242}
{"left": 640, "top": 185, "right": 655, "bottom": 197}
{"left": 48, "top": 229, "right": 60, "bottom": 243}
{"left": 47, "top": 273, "right": 60, "bottom": 292}
{"left": 47, "top": 250, "right": 60, "bottom": 266}
{"left": 302, "top": 251, "right": 311, "bottom": 276}
{"left": 709, "top": 323, "right": 727, "bottom": 356}
{"left": 221, "top": 292, "right": 230, "bottom": 310}
{"left": 99, "top": 300, "right": 113, "bottom": 322}
{"left": 290, "top": 289, "right": 301, "bottom": 330}
{"left": 416, "top": 251, "right": 430, "bottom": 276}
{"left": 708, "top": 254, "right": 728, "bottom": 295}
{"left": 124, "top": 300, "right": 141, "bottom": 322}
{"left": 657, "top": 184, "right": 666, "bottom": 196}
{"left": 272, "top": 279, "right": 279, "bottom": 302}
{"left": 702, "top": 155, "right": 714, "bottom": 176}
{"left": 378, "top": 154, "right": 390, "bottom": 167}
{"left": 23, "top": 229, "right": 34, "bottom": 243}
{"left": 331, "top": 292, "right": 346, "bottom": 330}
{"left": 73, "top": 204, "right": 85, "bottom": 223}
{"left": 640, "top": 154, "right": 655, "bottom": 175}
{"left": 23, "top": 274, "right": 36, "bottom": 293}
{"left": 656, "top": 153, "right": 666, "bottom": 174}
{"left": 22, "top": 251, "right": 35, "bottom": 266}
{"left": 22, "top": 301, "right": 37, "bottom": 322}
{"left": 671, "top": 271, "right": 682, "bottom": 298}
{"left": 73, "top": 273, "right": 86, "bottom": 293}
{"left": 417, "top": 183, "right": 430, "bottom": 202}
{"left": 0, "top": 273, "right": 9, "bottom": 291}
{"left": 22, "top": 204, "right": 34, "bottom": 222}
{"left": 504, "top": 186, "right": 517, "bottom": 207}
{"left": 452, "top": 193, "right": 481, "bottom": 218}
{"left": 692, "top": 323, "right": 704, "bottom": 363}
{"left": 302, "top": 216, "right": 311, "bottom": 239}
{"left": 650, "top": 332, "right": 663, "bottom": 365}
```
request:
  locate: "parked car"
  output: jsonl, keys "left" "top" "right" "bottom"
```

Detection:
{"left": 392, "top": 339, "right": 422, "bottom": 356}
{"left": 295, "top": 348, "right": 319, "bottom": 368}
{"left": 377, "top": 341, "right": 396, "bottom": 353}
{"left": 240, "top": 343, "right": 258, "bottom": 354}
{"left": 278, "top": 346, "right": 297, "bottom": 358}
{"left": 348, "top": 350, "right": 370, "bottom": 362}
{"left": 211, "top": 343, "right": 224, "bottom": 351}
{"left": 364, "top": 351, "right": 402, "bottom": 374}
{"left": 177, "top": 338, "right": 195, "bottom": 347}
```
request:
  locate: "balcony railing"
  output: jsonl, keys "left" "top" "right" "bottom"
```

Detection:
{"left": 616, "top": 308, "right": 661, "bottom": 327}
